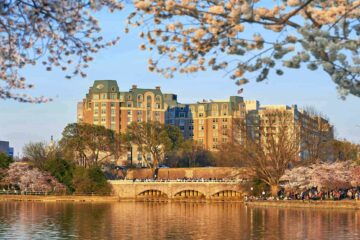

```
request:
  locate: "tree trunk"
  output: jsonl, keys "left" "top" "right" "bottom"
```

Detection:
{"left": 271, "top": 185, "right": 279, "bottom": 197}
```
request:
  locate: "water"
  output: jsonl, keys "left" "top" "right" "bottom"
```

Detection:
{"left": 0, "top": 201, "right": 359, "bottom": 240}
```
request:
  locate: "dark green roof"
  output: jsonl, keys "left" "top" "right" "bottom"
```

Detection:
{"left": 91, "top": 80, "right": 119, "bottom": 93}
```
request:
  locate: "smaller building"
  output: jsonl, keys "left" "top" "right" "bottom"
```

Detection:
{"left": 0, "top": 141, "right": 14, "bottom": 157}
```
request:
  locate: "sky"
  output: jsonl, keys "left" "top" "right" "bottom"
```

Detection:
{"left": 0, "top": 9, "right": 359, "bottom": 157}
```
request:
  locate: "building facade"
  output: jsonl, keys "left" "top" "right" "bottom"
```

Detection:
{"left": 0, "top": 141, "right": 14, "bottom": 157}
{"left": 78, "top": 80, "right": 334, "bottom": 165}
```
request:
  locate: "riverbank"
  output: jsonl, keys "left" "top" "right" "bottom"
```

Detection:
{"left": 0, "top": 195, "right": 119, "bottom": 202}
{"left": 246, "top": 200, "right": 360, "bottom": 210}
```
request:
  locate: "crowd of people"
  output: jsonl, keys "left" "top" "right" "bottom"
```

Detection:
{"left": 247, "top": 187, "right": 360, "bottom": 201}
{"left": 125, "top": 178, "right": 241, "bottom": 183}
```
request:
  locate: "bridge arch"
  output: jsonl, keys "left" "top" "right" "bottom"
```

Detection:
{"left": 137, "top": 189, "right": 168, "bottom": 199}
{"left": 174, "top": 190, "right": 205, "bottom": 199}
{"left": 211, "top": 190, "right": 243, "bottom": 200}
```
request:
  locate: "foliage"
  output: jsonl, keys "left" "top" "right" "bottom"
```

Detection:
{"left": 44, "top": 158, "right": 75, "bottom": 192}
{"left": 129, "top": 0, "right": 360, "bottom": 98}
{"left": 126, "top": 121, "right": 184, "bottom": 170}
{"left": 3, "top": 162, "right": 66, "bottom": 193}
{"left": 0, "top": 152, "right": 13, "bottom": 169}
{"left": 72, "top": 166, "right": 111, "bottom": 195}
{"left": 165, "top": 140, "right": 214, "bottom": 167}
{"left": 327, "top": 139, "right": 360, "bottom": 162}
{"left": 0, "top": 0, "right": 123, "bottom": 102}
{"left": 60, "top": 123, "right": 125, "bottom": 168}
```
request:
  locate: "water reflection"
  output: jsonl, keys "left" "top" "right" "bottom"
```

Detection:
{"left": 0, "top": 202, "right": 359, "bottom": 239}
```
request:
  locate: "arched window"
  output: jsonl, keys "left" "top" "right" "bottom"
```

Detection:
{"left": 155, "top": 95, "right": 161, "bottom": 103}
{"left": 137, "top": 94, "right": 143, "bottom": 102}
{"left": 127, "top": 94, "right": 132, "bottom": 100}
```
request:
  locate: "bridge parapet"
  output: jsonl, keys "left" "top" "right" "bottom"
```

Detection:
{"left": 109, "top": 180, "right": 247, "bottom": 200}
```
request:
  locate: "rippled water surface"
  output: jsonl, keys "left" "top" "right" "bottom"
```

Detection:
{"left": 0, "top": 201, "right": 360, "bottom": 239}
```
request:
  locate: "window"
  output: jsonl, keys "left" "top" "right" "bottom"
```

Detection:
{"left": 179, "top": 112, "right": 185, "bottom": 118}
{"left": 110, "top": 124, "right": 116, "bottom": 130}
{"left": 156, "top": 95, "right": 161, "bottom": 103}
{"left": 137, "top": 110, "right": 142, "bottom": 115}
{"left": 111, "top": 109, "right": 116, "bottom": 115}
{"left": 180, "top": 126, "right": 185, "bottom": 130}
{"left": 222, "top": 138, "right": 227, "bottom": 143}
{"left": 199, "top": 113, "right": 204, "bottom": 117}
{"left": 111, "top": 102, "right": 115, "bottom": 107}
{"left": 127, "top": 95, "right": 132, "bottom": 100}
{"left": 213, "top": 124, "right": 217, "bottom": 129}
{"left": 213, "top": 118, "right": 218, "bottom": 123}
{"left": 93, "top": 116, "right": 98, "bottom": 122}
{"left": 95, "top": 103, "right": 99, "bottom": 107}
{"left": 199, "top": 119, "right": 204, "bottom": 124}
{"left": 128, "top": 110, "right": 132, "bottom": 115}
{"left": 127, "top": 102, "right": 132, "bottom": 107}
{"left": 189, "top": 125, "right": 194, "bottom": 130}
{"left": 223, "top": 118, "right": 228, "bottom": 122}
{"left": 137, "top": 102, "right": 143, "bottom": 108}
{"left": 101, "top": 93, "right": 107, "bottom": 99}
{"left": 155, "top": 111, "right": 160, "bottom": 116}
{"left": 101, "top": 102, "right": 106, "bottom": 107}
{"left": 155, "top": 103, "right": 161, "bottom": 109}
{"left": 137, "top": 94, "right": 143, "bottom": 102}
{"left": 127, "top": 117, "right": 132, "bottom": 124}
{"left": 94, "top": 109, "right": 98, "bottom": 114}
{"left": 179, "top": 119, "right": 185, "bottom": 126}
{"left": 222, "top": 124, "right": 228, "bottom": 129}
{"left": 101, "top": 109, "right": 106, "bottom": 114}
{"left": 137, "top": 153, "right": 142, "bottom": 161}
{"left": 213, "top": 138, "right": 218, "bottom": 142}
{"left": 199, "top": 125, "right": 204, "bottom": 130}
{"left": 101, "top": 117, "right": 106, "bottom": 122}
{"left": 111, "top": 117, "right": 116, "bottom": 122}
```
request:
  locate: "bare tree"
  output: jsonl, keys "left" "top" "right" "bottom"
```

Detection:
{"left": 299, "top": 106, "right": 334, "bottom": 163}
{"left": 242, "top": 111, "right": 301, "bottom": 196}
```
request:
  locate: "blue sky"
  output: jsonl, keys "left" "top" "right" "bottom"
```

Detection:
{"left": 0, "top": 10, "right": 359, "bottom": 157}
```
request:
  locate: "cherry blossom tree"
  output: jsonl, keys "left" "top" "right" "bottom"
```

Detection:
{"left": 0, "top": 0, "right": 123, "bottom": 102}
{"left": 128, "top": 0, "right": 360, "bottom": 98}
{"left": 3, "top": 162, "right": 66, "bottom": 193}
{"left": 280, "top": 161, "right": 356, "bottom": 190}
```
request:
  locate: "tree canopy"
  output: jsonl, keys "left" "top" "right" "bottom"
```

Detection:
{"left": 126, "top": 121, "right": 184, "bottom": 170}
{"left": 60, "top": 123, "right": 125, "bottom": 168}
{"left": 129, "top": 0, "right": 360, "bottom": 98}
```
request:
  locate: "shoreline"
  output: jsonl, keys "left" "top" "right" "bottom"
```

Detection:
{"left": 245, "top": 200, "right": 360, "bottom": 210}
{"left": 2, "top": 195, "right": 360, "bottom": 210}
{"left": 0, "top": 195, "right": 119, "bottom": 203}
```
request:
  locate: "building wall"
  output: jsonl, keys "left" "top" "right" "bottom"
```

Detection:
{"left": 78, "top": 80, "right": 334, "bottom": 166}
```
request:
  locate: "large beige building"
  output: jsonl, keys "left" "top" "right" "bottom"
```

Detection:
{"left": 78, "top": 80, "right": 334, "bottom": 165}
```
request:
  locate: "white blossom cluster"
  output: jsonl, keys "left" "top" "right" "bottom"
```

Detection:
{"left": 0, "top": 0, "right": 123, "bottom": 102}
{"left": 128, "top": 0, "right": 360, "bottom": 97}
{"left": 4, "top": 162, "right": 66, "bottom": 192}
{"left": 280, "top": 161, "right": 360, "bottom": 190}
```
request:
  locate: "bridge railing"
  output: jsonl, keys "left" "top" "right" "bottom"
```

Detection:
{"left": 109, "top": 179, "right": 247, "bottom": 183}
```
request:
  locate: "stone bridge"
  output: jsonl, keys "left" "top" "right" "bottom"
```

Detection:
{"left": 109, "top": 180, "right": 247, "bottom": 201}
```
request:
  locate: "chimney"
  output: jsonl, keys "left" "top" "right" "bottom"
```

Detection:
{"left": 155, "top": 86, "right": 161, "bottom": 90}
{"left": 132, "top": 85, "right": 137, "bottom": 89}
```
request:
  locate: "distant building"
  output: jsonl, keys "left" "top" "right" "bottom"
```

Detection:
{"left": 78, "top": 80, "right": 334, "bottom": 165}
{"left": 0, "top": 141, "right": 14, "bottom": 157}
